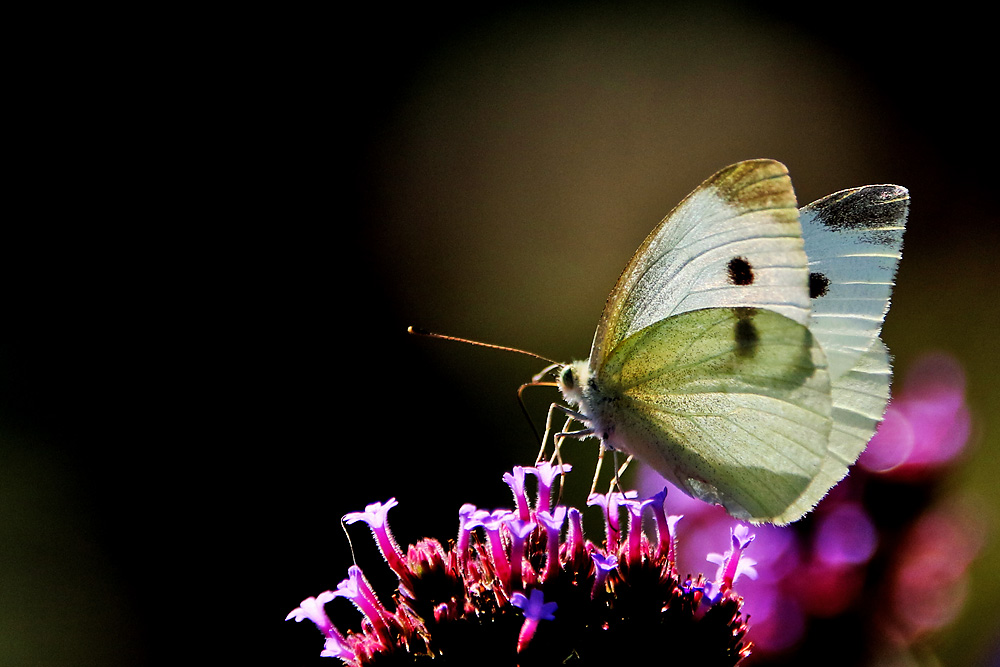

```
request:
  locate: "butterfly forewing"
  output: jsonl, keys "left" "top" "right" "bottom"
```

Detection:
{"left": 589, "top": 159, "right": 812, "bottom": 372}
{"left": 588, "top": 307, "right": 832, "bottom": 524}
{"left": 799, "top": 185, "right": 908, "bottom": 381}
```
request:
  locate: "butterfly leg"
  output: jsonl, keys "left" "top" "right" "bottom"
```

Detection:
{"left": 537, "top": 402, "right": 591, "bottom": 465}
{"left": 590, "top": 445, "right": 606, "bottom": 499}
{"left": 535, "top": 403, "right": 558, "bottom": 464}
{"left": 536, "top": 402, "right": 595, "bottom": 503}
{"left": 606, "top": 451, "right": 634, "bottom": 495}
{"left": 546, "top": 415, "right": 573, "bottom": 505}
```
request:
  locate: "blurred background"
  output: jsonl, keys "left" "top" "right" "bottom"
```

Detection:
{"left": 2, "top": 2, "right": 996, "bottom": 665}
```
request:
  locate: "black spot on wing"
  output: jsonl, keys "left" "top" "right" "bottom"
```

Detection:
{"left": 809, "top": 272, "right": 830, "bottom": 299}
{"left": 727, "top": 256, "right": 755, "bottom": 286}
{"left": 733, "top": 307, "right": 759, "bottom": 357}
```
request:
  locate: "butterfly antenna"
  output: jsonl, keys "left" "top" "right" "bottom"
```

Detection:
{"left": 589, "top": 445, "right": 606, "bottom": 499}
{"left": 409, "top": 325, "right": 564, "bottom": 446}
{"left": 407, "top": 326, "right": 560, "bottom": 365}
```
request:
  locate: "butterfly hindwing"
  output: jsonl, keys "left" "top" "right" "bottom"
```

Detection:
{"left": 781, "top": 185, "right": 907, "bottom": 516}
{"left": 799, "top": 185, "right": 908, "bottom": 381}
{"left": 588, "top": 307, "right": 832, "bottom": 523}
{"left": 781, "top": 338, "right": 892, "bottom": 520}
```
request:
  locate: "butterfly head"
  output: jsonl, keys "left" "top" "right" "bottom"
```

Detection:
{"left": 555, "top": 360, "right": 590, "bottom": 408}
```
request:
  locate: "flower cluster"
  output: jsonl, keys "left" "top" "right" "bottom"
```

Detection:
{"left": 288, "top": 463, "right": 757, "bottom": 665}
{"left": 636, "top": 352, "right": 982, "bottom": 663}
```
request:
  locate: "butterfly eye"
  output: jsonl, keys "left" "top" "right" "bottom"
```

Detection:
{"left": 559, "top": 365, "right": 576, "bottom": 391}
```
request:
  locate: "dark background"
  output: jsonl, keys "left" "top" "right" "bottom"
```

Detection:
{"left": 2, "top": 2, "right": 996, "bottom": 665}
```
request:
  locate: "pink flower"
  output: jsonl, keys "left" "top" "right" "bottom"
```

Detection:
{"left": 861, "top": 353, "right": 971, "bottom": 477}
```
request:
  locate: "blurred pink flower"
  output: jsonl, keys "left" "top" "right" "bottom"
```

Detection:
{"left": 636, "top": 351, "right": 981, "bottom": 662}
{"left": 860, "top": 352, "right": 972, "bottom": 477}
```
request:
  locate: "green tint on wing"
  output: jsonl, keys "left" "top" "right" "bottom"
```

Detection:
{"left": 595, "top": 307, "right": 832, "bottom": 524}
{"left": 776, "top": 338, "right": 891, "bottom": 522}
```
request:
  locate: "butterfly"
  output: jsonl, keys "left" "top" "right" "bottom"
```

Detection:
{"left": 550, "top": 159, "right": 907, "bottom": 524}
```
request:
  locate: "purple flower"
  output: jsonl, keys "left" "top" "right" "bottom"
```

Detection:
{"left": 289, "top": 463, "right": 754, "bottom": 664}
{"left": 286, "top": 591, "right": 339, "bottom": 638}
{"left": 455, "top": 503, "right": 485, "bottom": 568}
{"left": 320, "top": 635, "right": 355, "bottom": 661}
{"left": 511, "top": 588, "right": 557, "bottom": 652}
{"left": 527, "top": 462, "right": 571, "bottom": 513}
{"left": 707, "top": 525, "right": 758, "bottom": 596}
{"left": 480, "top": 509, "right": 514, "bottom": 591}
{"left": 503, "top": 466, "right": 532, "bottom": 521}
{"left": 330, "top": 566, "right": 394, "bottom": 647}
{"left": 587, "top": 489, "right": 636, "bottom": 548}
{"left": 287, "top": 592, "right": 355, "bottom": 661}
{"left": 621, "top": 495, "right": 656, "bottom": 567}
{"left": 590, "top": 551, "right": 619, "bottom": 599}
{"left": 647, "top": 487, "right": 679, "bottom": 561}
{"left": 505, "top": 517, "right": 537, "bottom": 590}
{"left": 564, "top": 506, "right": 587, "bottom": 570}
{"left": 342, "top": 499, "right": 406, "bottom": 579}
{"left": 534, "top": 506, "right": 566, "bottom": 581}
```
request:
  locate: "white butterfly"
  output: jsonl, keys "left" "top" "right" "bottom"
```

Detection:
{"left": 552, "top": 159, "right": 907, "bottom": 524}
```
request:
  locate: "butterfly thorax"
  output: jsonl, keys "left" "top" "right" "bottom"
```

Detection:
{"left": 557, "top": 359, "right": 622, "bottom": 444}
